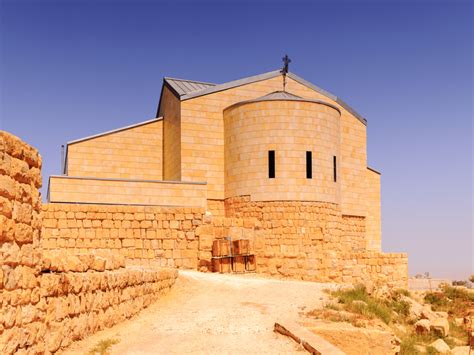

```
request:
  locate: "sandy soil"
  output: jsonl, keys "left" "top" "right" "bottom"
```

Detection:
{"left": 64, "top": 270, "right": 338, "bottom": 354}
{"left": 305, "top": 321, "right": 396, "bottom": 355}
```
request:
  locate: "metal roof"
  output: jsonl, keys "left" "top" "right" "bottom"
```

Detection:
{"left": 164, "top": 77, "right": 216, "bottom": 97}
{"left": 256, "top": 90, "right": 303, "bottom": 100}
{"left": 165, "top": 70, "right": 367, "bottom": 125}
{"left": 225, "top": 90, "right": 341, "bottom": 114}
{"left": 180, "top": 70, "right": 281, "bottom": 100}
{"left": 367, "top": 166, "right": 381, "bottom": 175}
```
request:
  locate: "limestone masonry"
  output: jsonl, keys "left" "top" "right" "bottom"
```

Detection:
{"left": 0, "top": 131, "right": 178, "bottom": 354}
{"left": 47, "top": 69, "right": 407, "bottom": 286}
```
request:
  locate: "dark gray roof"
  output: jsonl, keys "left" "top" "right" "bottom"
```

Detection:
{"left": 161, "top": 70, "right": 367, "bottom": 125}
{"left": 164, "top": 77, "right": 216, "bottom": 96}
{"left": 367, "top": 166, "right": 381, "bottom": 175}
{"left": 256, "top": 91, "right": 303, "bottom": 100}
{"left": 225, "top": 90, "right": 341, "bottom": 114}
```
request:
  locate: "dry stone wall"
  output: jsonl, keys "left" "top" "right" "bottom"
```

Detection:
{"left": 0, "top": 131, "right": 178, "bottom": 354}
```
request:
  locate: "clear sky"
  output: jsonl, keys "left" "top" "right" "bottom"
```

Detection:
{"left": 1, "top": 0, "right": 472, "bottom": 280}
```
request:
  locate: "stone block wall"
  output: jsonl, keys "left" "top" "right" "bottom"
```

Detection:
{"left": 41, "top": 204, "right": 206, "bottom": 269}
{"left": 344, "top": 252, "right": 408, "bottom": 287}
{"left": 66, "top": 118, "right": 163, "bottom": 180}
{"left": 224, "top": 196, "right": 408, "bottom": 288}
{"left": 223, "top": 99, "right": 341, "bottom": 203}
{"left": 40, "top": 203, "right": 251, "bottom": 273}
{"left": 160, "top": 85, "right": 181, "bottom": 181}
{"left": 41, "top": 195, "right": 408, "bottom": 288}
{"left": 365, "top": 168, "right": 382, "bottom": 251}
{"left": 0, "top": 131, "right": 178, "bottom": 354}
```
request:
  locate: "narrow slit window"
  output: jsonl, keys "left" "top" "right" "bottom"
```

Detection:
{"left": 333, "top": 156, "right": 337, "bottom": 182}
{"left": 268, "top": 151, "right": 275, "bottom": 178}
{"left": 306, "top": 151, "right": 312, "bottom": 179}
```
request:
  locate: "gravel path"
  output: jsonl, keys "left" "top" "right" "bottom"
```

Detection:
{"left": 65, "top": 270, "right": 337, "bottom": 354}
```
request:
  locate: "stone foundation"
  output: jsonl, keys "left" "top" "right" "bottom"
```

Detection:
{"left": 40, "top": 194, "right": 407, "bottom": 288}
{"left": 223, "top": 196, "right": 407, "bottom": 287}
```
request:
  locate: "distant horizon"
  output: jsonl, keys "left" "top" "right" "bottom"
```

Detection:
{"left": 1, "top": 0, "right": 472, "bottom": 280}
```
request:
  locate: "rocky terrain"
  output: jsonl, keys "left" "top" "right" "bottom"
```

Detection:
{"left": 305, "top": 283, "right": 473, "bottom": 354}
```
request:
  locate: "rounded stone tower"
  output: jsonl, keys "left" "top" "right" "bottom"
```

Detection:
{"left": 223, "top": 91, "right": 342, "bottom": 204}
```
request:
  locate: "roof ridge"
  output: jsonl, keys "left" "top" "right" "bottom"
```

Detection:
{"left": 180, "top": 69, "right": 282, "bottom": 100}
{"left": 261, "top": 90, "right": 303, "bottom": 98}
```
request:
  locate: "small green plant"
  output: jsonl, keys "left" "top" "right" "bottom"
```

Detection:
{"left": 88, "top": 338, "right": 120, "bottom": 355}
{"left": 334, "top": 284, "right": 370, "bottom": 304}
{"left": 448, "top": 320, "right": 469, "bottom": 345}
{"left": 442, "top": 284, "right": 474, "bottom": 301}
{"left": 424, "top": 292, "right": 447, "bottom": 307}
{"left": 324, "top": 303, "right": 340, "bottom": 311}
{"left": 393, "top": 288, "right": 411, "bottom": 298}
{"left": 399, "top": 336, "right": 418, "bottom": 355}
{"left": 425, "top": 346, "right": 439, "bottom": 355}
{"left": 424, "top": 284, "right": 474, "bottom": 316}
{"left": 331, "top": 284, "right": 394, "bottom": 324}
{"left": 390, "top": 299, "right": 410, "bottom": 317}
{"left": 399, "top": 332, "right": 440, "bottom": 354}
{"left": 369, "top": 303, "right": 392, "bottom": 324}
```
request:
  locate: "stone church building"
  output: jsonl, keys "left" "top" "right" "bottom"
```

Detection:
{"left": 46, "top": 69, "right": 407, "bottom": 286}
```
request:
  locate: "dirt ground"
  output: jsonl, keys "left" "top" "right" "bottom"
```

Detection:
{"left": 64, "top": 270, "right": 339, "bottom": 354}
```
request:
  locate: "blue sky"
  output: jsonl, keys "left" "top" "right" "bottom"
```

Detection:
{"left": 1, "top": 0, "right": 472, "bottom": 279}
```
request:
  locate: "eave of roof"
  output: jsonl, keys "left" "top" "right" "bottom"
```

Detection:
{"left": 367, "top": 166, "right": 381, "bottom": 175}
{"left": 164, "top": 77, "right": 216, "bottom": 96}
{"left": 67, "top": 117, "right": 163, "bottom": 145}
{"left": 224, "top": 90, "right": 342, "bottom": 114}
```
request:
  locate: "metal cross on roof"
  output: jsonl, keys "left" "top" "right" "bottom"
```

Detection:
{"left": 280, "top": 54, "right": 291, "bottom": 91}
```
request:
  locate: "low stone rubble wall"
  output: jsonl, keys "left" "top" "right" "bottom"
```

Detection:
{"left": 2, "top": 266, "right": 177, "bottom": 354}
{"left": 0, "top": 131, "right": 178, "bottom": 354}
